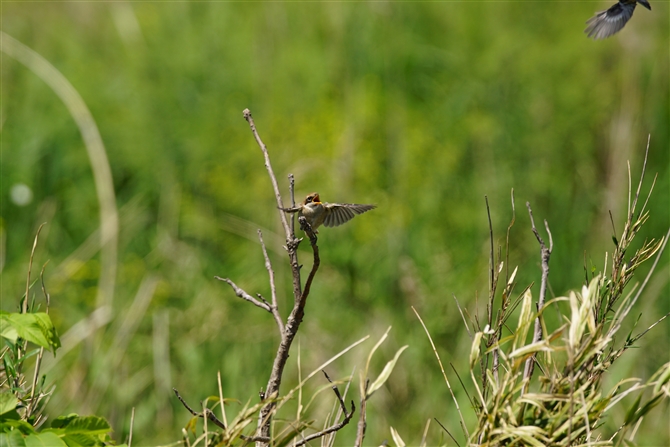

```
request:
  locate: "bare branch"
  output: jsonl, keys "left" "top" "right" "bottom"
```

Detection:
{"left": 241, "top": 109, "right": 321, "bottom": 444}
{"left": 258, "top": 230, "right": 285, "bottom": 337}
{"left": 243, "top": 109, "right": 292, "bottom": 240}
{"left": 299, "top": 217, "right": 320, "bottom": 300}
{"left": 216, "top": 277, "right": 271, "bottom": 312}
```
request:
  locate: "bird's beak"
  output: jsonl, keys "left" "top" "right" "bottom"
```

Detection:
{"left": 313, "top": 194, "right": 321, "bottom": 203}
{"left": 639, "top": 0, "right": 651, "bottom": 10}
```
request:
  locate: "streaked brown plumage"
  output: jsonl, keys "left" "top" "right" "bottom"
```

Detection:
{"left": 280, "top": 193, "right": 376, "bottom": 232}
{"left": 585, "top": 0, "right": 651, "bottom": 40}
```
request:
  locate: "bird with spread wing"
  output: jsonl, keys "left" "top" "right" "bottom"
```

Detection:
{"left": 280, "top": 193, "right": 376, "bottom": 233}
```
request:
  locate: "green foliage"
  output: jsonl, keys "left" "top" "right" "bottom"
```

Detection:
{"left": 178, "top": 329, "right": 407, "bottom": 446}
{"left": 0, "top": 414, "right": 120, "bottom": 447}
{"left": 424, "top": 170, "right": 670, "bottom": 446}
{"left": 0, "top": 313, "right": 60, "bottom": 354}
{"left": 0, "top": 237, "right": 121, "bottom": 446}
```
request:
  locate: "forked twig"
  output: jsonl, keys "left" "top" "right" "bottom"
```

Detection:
{"left": 216, "top": 277, "right": 271, "bottom": 312}
{"left": 293, "top": 371, "right": 355, "bottom": 447}
{"left": 173, "top": 388, "right": 227, "bottom": 430}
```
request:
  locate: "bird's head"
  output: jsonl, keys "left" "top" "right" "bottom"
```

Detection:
{"left": 303, "top": 192, "right": 321, "bottom": 205}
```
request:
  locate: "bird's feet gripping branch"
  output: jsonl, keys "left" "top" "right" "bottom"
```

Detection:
{"left": 280, "top": 192, "right": 376, "bottom": 235}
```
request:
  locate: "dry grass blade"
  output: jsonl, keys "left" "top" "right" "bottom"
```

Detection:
{"left": 412, "top": 306, "right": 469, "bottom": 441}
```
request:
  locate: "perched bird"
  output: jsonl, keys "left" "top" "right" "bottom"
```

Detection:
{"left": 585, "top": 0, "right": 651, "bottom": 40}
{"left": 280, "top": 192, "right": 376, "bottom": 232}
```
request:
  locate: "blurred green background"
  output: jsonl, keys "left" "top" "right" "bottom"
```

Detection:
{"left": 2, "top": 2, "right": 668, "bottom": 445}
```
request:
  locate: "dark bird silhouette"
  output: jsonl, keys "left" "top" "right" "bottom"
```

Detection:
{"left": 585, "top": 0, "right": 651, "bottom": 39}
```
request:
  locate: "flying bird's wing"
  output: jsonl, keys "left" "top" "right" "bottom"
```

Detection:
{"left": 323, "top": 203, "right": 376, "bottom": 228}
{"left": 585, "top": 0, "right": 637, "bottom": 39}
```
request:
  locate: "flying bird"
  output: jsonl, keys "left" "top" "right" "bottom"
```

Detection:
{"left": 280, "top": 193, "right": 376, "bottom": 233}
{"left": 585, "top": 0, "right": 651, "bottom": 40}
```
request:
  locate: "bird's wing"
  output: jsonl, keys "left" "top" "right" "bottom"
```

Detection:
{"left": 323, "top": 203, "right": 376, "bottom": 228}
{"left": 585, "top": 1, "right": 637, "bottom": 39}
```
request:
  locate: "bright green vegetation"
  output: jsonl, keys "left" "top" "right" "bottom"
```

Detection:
{"left": 2, "top": 2, "right": 668, "bottom": 445}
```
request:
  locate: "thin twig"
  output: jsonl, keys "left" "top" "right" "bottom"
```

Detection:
{"left": 522, "top": 202, "right": 552, "bottom": 391}
{"left": 299, "top": 217, "right": 320, "bottom": 300}
{"left": 434, "top": 417, "right": 461, "bottom": 447}
{"left": 450, "top": 363, "right": 476, "bottom": 415}
{"left": 453, "top": 295, "right": 472, "bottom": 339}
{"left": 289, "top": 174, "right": 296, "bottom": 236}
{"left": 243, "top": 109, "right": 291, "bottom": 240}
{"left": 258, "top": 230, "right": 285, "bottom": 337}
{"left": 173, "top": 388, "right": 226, "bottom": 430}
{"left": 216, "top": 277, "right": 272, "bottom": 312}
{"left": 293, "top": 371, "right": 355, "bottom": 447}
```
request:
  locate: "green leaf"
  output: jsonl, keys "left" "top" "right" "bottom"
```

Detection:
{"left": 0, "top": 314, "right": 18, "bottom": 343}
{"left": 0, "top": 429, "right": 27, "bottom": 447}
{"left": 3, "top": 314, "right": 60, "bottom": 353}
{"left": 45, "top": 416, "right": 110, "bottom": 435}
{"left": 50, "top": 415, "right": 79, "bottom": 429}
{"left": 0, "top": 394, "right": 18, "bottom": 417}
{"left": 0, "top": 420, "right": 36, "bottom": 435}
{"left": 0, "top": 410, "right": 21, "bottom": 424}
{"left": 24, "top": 433, "right": 67, "bottom": 447}
{"left": 623, "top": 394, "right": 642, "bottom": 425}
{"left": 61, "top": 433, "right": 97, "bottom": 447}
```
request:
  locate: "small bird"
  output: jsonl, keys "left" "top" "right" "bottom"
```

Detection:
{"left": 280, "top": 192, "right": 376, "bottom": 232}
{"left": 585, "top": 0, "right": 651, "bottom": 40}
